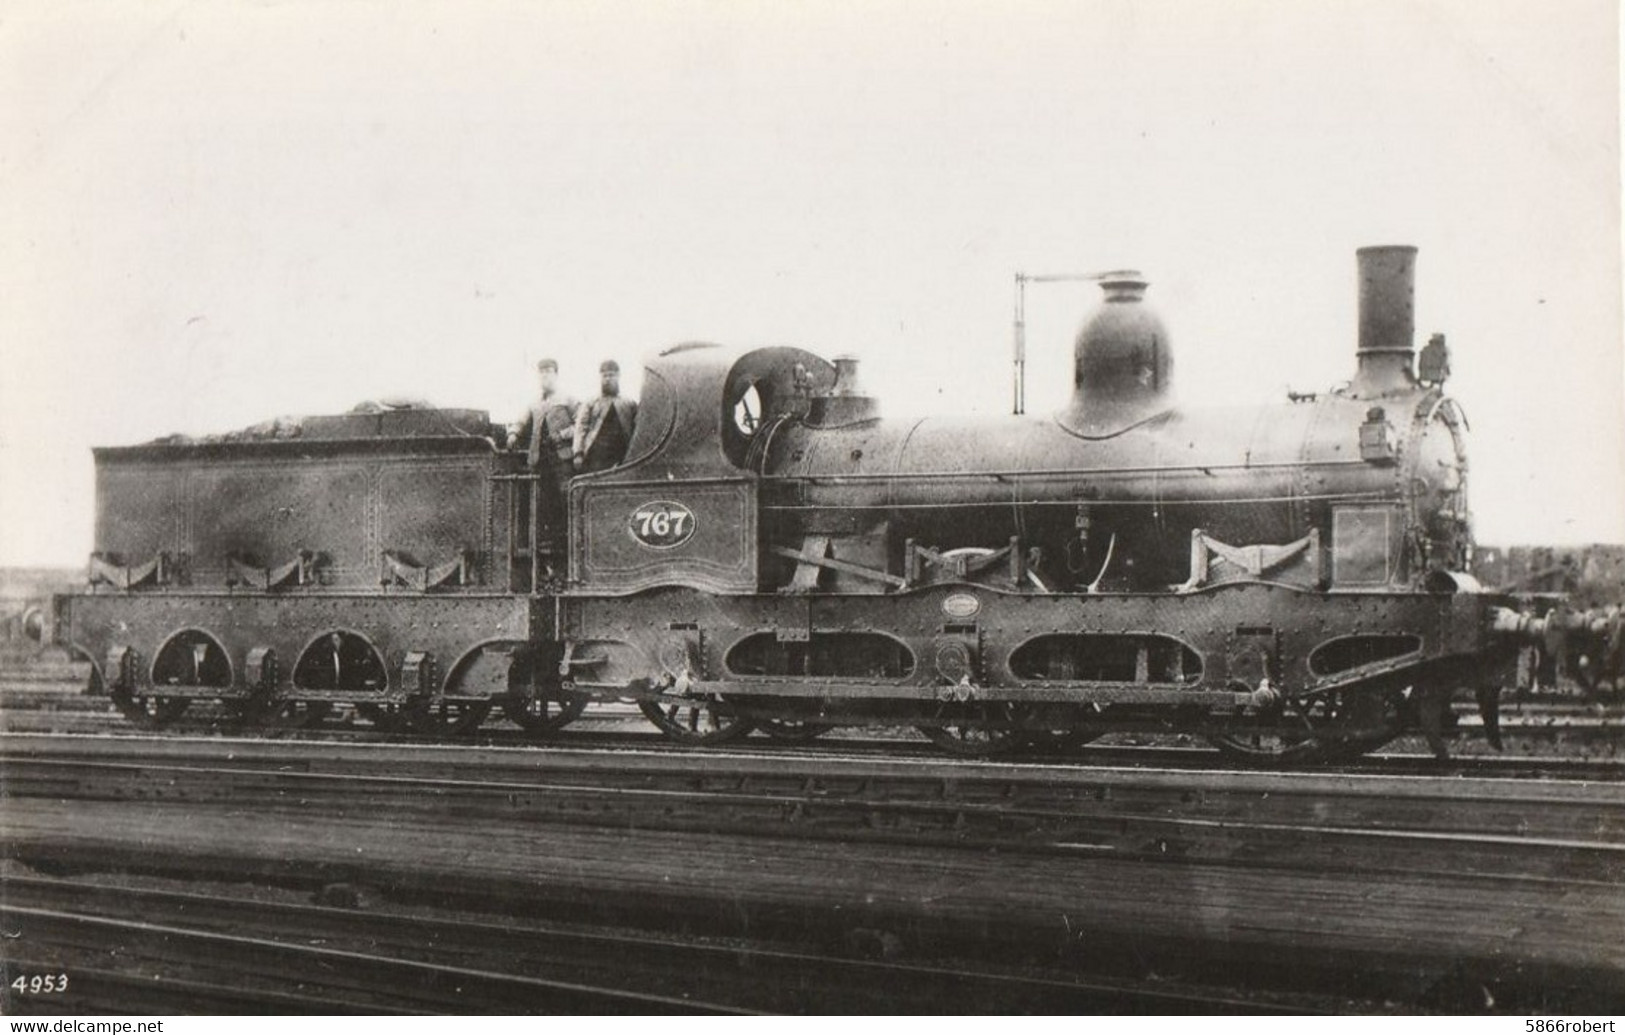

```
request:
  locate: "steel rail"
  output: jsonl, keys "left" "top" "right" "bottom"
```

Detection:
{"left": 5, "top": 730, "right": 1622, "bottom": 802}
{"left": 5, "top": 757, "right": 1617, "bottom": 869}
{"left": 1, "top": 708, "right": 1619, "bottom": 778}
{"left": 7, "top": 808, "right": 1621, "bottom": 1015}
{"left": 3, "top": 875, "right": 1315, "bottom": 1014}
{"left": 0, "top": 904, "right": 748, "bottom": 1014}
{"left": 5, "top": 743, "right": 1622, "bottom": 886}
{"left": 0, "top": 959, "right": 425, "bottom": 1015}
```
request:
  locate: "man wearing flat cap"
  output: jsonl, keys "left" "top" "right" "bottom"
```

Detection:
{"left": 573, "top": 359, "right": 639, "bottom": 474}
{"left": 513, "top": 359, "right": 579, "bottom": 572}
{"left": 515, "top": 359, "right": 580, "bottom": 485}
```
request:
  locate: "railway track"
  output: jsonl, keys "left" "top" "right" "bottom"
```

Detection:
{"left": 5, "top": 732, "right": 1623, "bottom": 1012}
{"left": 6, "top": 798, "right": 1621, "bottom": 1012}
{"left": 2, "top": 723, "right": 1621, "bottom": 784}
{"left": 1, "top": 873, "right": 1316, "bottom": 1014}
{"left": 3, "top": 901, "right": 736, "bottom": 1014}
{"left": 2, "top": 964, "right": 421, "bottom": 1015}
{"left": 6, "top": 732, "right": 1623, "bottom": 879}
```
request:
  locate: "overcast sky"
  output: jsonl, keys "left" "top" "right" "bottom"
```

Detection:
{"left": 1, "top": 0, "right": 1620, "bottom": 565}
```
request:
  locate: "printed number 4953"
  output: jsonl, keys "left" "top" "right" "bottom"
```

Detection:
{"left": 11, "top": 974, "right": 68, "bottom": 994}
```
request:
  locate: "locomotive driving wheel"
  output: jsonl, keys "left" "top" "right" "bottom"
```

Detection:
{"left": 1013, "top": 705, "right": 1107, "bottom": 754}
{"left": 749, "top": 699, "right": 837, "bottom": 741}
{"left": 1020, "top": 726, "right": 1106, "bottom": 753}
{"left": 502, "top": 690, "right": 587, "bottom": 735}
{"left": 500, "top": 650, "right": 587, "bottom": 735}
{"left": 758, "top": 718, "right": 834, "bottom": 742}
{"left": 919, "top": 704, "right": 1020, "bottom": 757}
{"left": 638, "top": 694, "right": 755, "bottom": 746}
{"left": 110, "top": 687, "right": 190, "bottom": 729}
{"left": 1204, "top": 729, "right": 1331, "bottom": 764}
{"left": 1207, "top": 689, "right": 1404, "bottom": 764}
{"left": 1204, "top": 728, "right": 1398, "bottom": 764}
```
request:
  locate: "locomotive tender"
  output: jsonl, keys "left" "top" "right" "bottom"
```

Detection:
{"left": 55, "top": 246, "right": 1552, "bottom": 761}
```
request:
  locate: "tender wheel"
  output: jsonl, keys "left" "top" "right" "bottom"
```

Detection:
{"left": 242, "top": 699, "right": 334, "bottom": 730}
{"left": 356, "top": 702, "right": 410, "bottom": 732}
{"left": 110, "top": 687, "right": 190, "bottom": 729}
{"left": 502, "top": 691, "right": 587, "bottom": 735}
{"left": 638, "top": 696, "right": 755, "bottom": 746}
{"left": 407, "top": 699, "right": 492, "bottom": 737}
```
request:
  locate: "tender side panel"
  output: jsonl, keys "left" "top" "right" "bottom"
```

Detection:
{"left": 188, "top": 464, "right": 373, "bottom": 583}
{"left": 97, "top": 465, "right": 185, "bottom": 564}
{"left": 92, "top": 441, "right": 500, "bottom": 591}
{"left": 378, "top": 462, "right": 494, "bottom": 573}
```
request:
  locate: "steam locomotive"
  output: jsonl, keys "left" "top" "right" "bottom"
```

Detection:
{"left": 52, "top": 245, "right": 1606, "bottom": 762}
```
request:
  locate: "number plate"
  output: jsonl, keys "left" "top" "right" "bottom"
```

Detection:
{"left": 628, "top": 500, "right": 698, "bottom": 549}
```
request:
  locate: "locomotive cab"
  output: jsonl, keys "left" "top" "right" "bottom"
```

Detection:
{"left": 563, "top": 343, "right": 838, "bottom": 594}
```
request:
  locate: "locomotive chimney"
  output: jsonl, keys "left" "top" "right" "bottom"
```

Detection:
{"left": 1059, "top": 271, "right": 1174, "bottom": 438}
{"left": 1352, "top": 245, "right": 1418, "bottom": 397}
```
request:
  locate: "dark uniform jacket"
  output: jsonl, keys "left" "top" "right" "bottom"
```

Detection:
{"left": 573, "top": 396, "right": 638, "bottom": 472}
